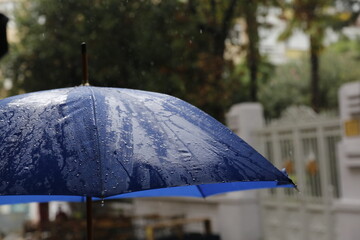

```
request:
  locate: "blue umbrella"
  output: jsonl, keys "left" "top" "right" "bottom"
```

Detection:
{"left": 0, "top": 86, "right": 294, "bottom": 198}
{"left": 0, "top": 44, "right": 294, "bottom": 240}
{"left": 0, "top": 86, "right": 294, "bottom": 238}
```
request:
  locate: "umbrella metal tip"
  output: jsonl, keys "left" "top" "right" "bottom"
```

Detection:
{"left": 81, "top": 42, "right": 87, "bottom": 53}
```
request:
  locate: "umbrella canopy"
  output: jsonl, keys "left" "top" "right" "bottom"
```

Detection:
{"left": 0, "top": 86, "right": 294, "bottom": 204}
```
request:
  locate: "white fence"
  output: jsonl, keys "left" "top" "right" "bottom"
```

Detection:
{"left": 257, "top": 106, "right": 341, "bottom": 240}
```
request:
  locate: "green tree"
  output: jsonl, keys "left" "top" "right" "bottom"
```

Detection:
{"left": 259, "top": 39, "right": 360, "bottom": 118}
{"left": 278, "top": 0, "right": 343, "bottom": 112}
{"left": 184, "top": 0, "right": 240, "bottom": 120}
{"left": 6, "top": 0, "right": 242, "bottom": 121}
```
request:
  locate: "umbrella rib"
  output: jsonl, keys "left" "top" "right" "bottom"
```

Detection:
{"left": 121, "top": 92, "right": 202, "bottom": 185}
{"left": 114, "top": 158, "right": 131, "bottom": 179}
{"left": 196, "top": 185, "right": 206, "bottom": 198}
{"left": 89, "top": 88, "right": 132, "bottom": 188}
{"left": 88, "top": 88, "right": 105, "bottom": 196}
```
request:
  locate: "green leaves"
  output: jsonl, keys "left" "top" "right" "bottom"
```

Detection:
{"left": 5, "top": 0, "right": 242, "bottom": 121}
{"left": 259, "top": 39, "right": 360, "bottom": 118}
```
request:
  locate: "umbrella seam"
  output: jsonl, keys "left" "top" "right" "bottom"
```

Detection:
{"left": 195, "top": 185, "right": 206, "bottom": 198}
{"left": 88, "top": 87, "right": 104, "bottom": 197}
{"left": 89, "top": 87, "right": 133, "bottom": 197}
{"left": 126, "top": 93, "right": 203, "bottom": 185}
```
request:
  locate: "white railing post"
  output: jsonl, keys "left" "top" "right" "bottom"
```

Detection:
{"left": 221, "top": 103, "right": 265, "bottom": 240}
{"left": 226, "top": 103, "right": 265, "bottom": 146}
{"left": 292, "top": 126, "right": 308, "bottom": 240}
{"left": 335, "top": 81, "right": 360, "bottom": 240}
{"left": 317, "top": 125, "right": 334, "bottom": 240}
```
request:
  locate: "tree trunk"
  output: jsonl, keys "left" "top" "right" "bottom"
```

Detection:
{"left": 310, "top": 34, "right": 320, "bottom": 113}
{"left": 244, "top": 1, "right": 260, "bottom": 102}
{"left": 187, "top": 0, "right": 238, "bottom": 122}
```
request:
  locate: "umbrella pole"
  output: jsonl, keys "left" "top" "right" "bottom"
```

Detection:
{"left": 86, "top": 196, "right": 93, "bottom": 240}
{"left": 81, "top": 42, "right": 89, "bottom": 86}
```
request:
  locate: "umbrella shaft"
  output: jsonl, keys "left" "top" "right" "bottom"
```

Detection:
{"left": 86, "top": 197, "right": 93, "bottom": 240}
{"left": 82, "top": 42, "right": 89, "bottom": 85}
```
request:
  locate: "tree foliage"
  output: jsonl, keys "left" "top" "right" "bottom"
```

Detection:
{"left": 259, "top": 39, "right": 360, "bottom": 118}
{"left": 277, "top": 0, "right": 349, "bottom": 113}
{"left": 7, "top": 0, "right": 357, "bottom": 121}
{"left": 6, "top": 0, "right": 242, "bottom": 121}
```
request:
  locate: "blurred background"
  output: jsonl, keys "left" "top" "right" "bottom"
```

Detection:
{"left": 0, "top": 0, "right": 360, "bottom": 240}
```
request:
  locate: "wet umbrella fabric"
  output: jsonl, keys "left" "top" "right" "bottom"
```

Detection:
{"left": 0, "top": 86, "right": 294, "bottom": 203}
